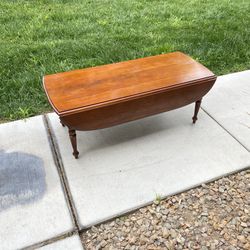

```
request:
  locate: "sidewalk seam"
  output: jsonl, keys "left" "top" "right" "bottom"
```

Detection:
{"left": 201, "top": 107, "right": 249, "bottom": 153}
{"left": 43, "top": 115, "right": 86, "bottom": 249}
{"left": 43, "top": 115, "right": 80, "bottom": 230}
{"left": 43, "top": 115, "right": 81, "bottom": 229}
{"left": 21, "top": 231, "right": 76, "bottom": 250}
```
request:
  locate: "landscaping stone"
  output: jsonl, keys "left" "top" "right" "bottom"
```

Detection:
{"left": 203, "top": 70, "right": 250, "bottom": 151}
{"left": 0, "top": 116, "right": 74, "bottom": 250}
{"left": 81, "top": 169, "right": 250, "bottom": 249}
{"left": 48, "top": 104, "right": 250, "bottom": 228}
{"left": 38, "top": 235, "right": 83, "bottom": 250}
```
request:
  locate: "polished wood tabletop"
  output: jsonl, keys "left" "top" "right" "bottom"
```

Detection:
{"left": 43, "top": 52, "right": 215, "bottom": 116}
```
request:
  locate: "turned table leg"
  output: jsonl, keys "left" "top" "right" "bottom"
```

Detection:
{"left": 192, "top": 99, "right": 202, "bottom": 124}
{"left": 68, "top": 128, "right": 79, "bottom": 159}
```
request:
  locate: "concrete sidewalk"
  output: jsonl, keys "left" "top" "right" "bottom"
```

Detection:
{"left": 0, "top": 70, "right": 249, "bottom": 250}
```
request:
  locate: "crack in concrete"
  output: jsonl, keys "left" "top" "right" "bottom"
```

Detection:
{"left": 201, "top": 107, "right": 250, "bottom": 153}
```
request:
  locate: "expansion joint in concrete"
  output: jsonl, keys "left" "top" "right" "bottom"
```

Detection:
{"left": 42, "top": 114, "right": 85, "bottom": 248}
{"left": 21, "top": 231, "right": 76, "bottom": 250}
{"left": 201, "top": 107, "right": 249, "bottom": 153}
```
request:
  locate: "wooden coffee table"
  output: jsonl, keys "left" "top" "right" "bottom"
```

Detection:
{"left": 43, "top": 52, "right": 217, "bottom": 158}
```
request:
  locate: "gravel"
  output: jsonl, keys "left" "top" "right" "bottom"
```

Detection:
{"left": 81, "top": 169, "right": 250, "bottom": 249}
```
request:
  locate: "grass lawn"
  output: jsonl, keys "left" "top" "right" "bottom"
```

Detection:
{"left": 1, "top": 0, "right": 250, "bottom": 121}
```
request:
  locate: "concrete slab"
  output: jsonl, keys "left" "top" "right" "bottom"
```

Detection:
{"left": 48, "top": 105, "right": 250, "bottom": 228}
{"left": 0, "top": 116, "right": 74, "bottom": 250}
{"left": 38, "top": 235, "right": 83, "bottom": 250}
{"left": 202, "top": 70, "right": 250, "bottom": 151}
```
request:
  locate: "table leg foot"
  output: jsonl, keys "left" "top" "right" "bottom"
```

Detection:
{"left": 192, "top": 99, "right": 202, "bottom": 124}
{"left": 68, "top": 128, "right": 79, "bottom": 159}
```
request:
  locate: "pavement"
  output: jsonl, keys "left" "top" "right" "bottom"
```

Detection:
{"left": 0, "top": 70, "right": 249, "bottom": 250}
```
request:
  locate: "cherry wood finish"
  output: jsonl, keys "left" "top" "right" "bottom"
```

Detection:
{"left": 68, "top": 129, "right": 79, "bottom": 159}
{"left": 43, "top": 52, "right": 215, "bottom": 116}
{"left": 43, "top": 52, "right": 217, "bottom": 158}
{"left": 59, "top": 80, "right": 214, "bottom": 131}
{"left": 192, "top": 99, "right": 202, "bottom": 124}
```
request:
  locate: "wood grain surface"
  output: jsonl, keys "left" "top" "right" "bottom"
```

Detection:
{"left": 43, "top": 52, "right": 216, "bottom": 116}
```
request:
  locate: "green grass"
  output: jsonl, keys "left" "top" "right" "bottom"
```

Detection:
{"left": 1, "top": 0, "right": 250, "bottom": 121}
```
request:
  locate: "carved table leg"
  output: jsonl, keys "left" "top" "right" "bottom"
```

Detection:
{"left": 68, "top": 128, "right": 79, "bottom": 159}
{"left": 192, "top": 99, "right": 202, "bottom": 124}
{"left": 59, "top": 118, "right": 65, "bottom": 127}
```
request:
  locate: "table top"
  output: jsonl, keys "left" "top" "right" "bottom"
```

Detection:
{"left": 43, "top": 52, "right": 216, "bottom": 116}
